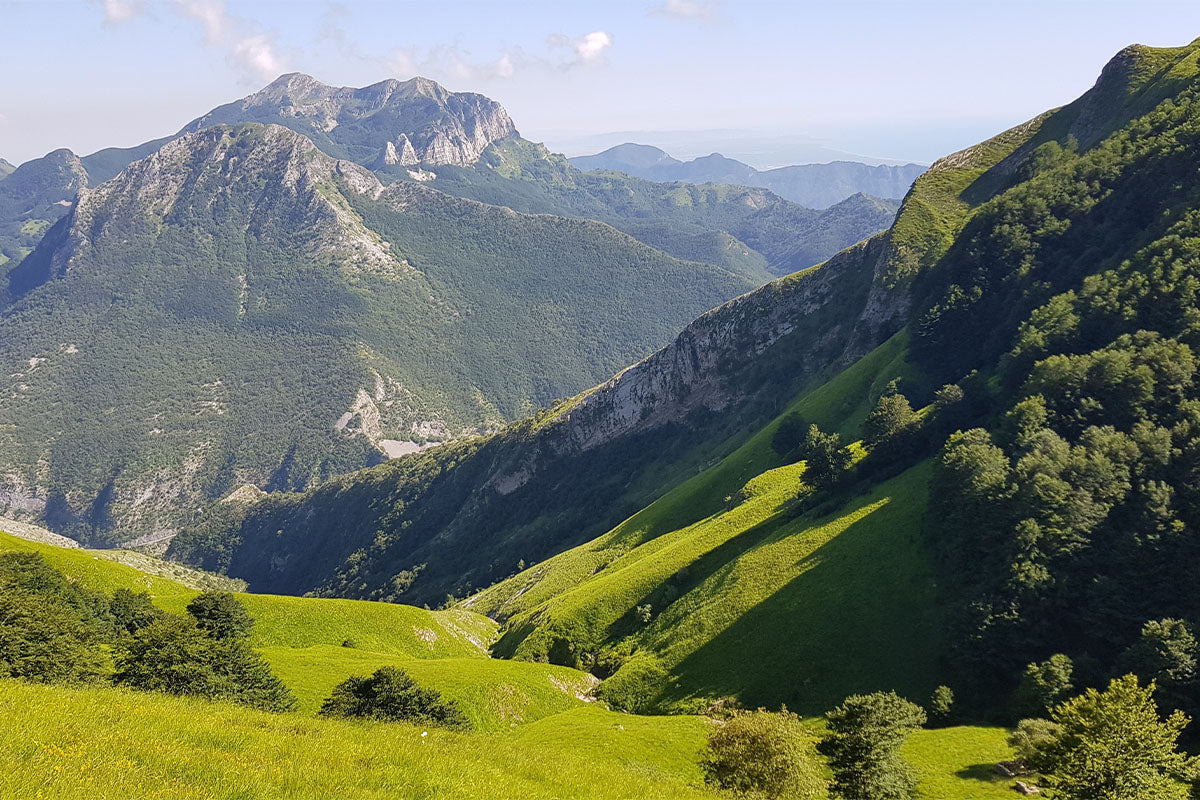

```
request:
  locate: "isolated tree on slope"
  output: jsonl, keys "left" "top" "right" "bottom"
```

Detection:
{"left": 703, "top": 709, "right": 825, "bottom": 799}
{"left": 863, "top": 386, "right": 916, "bottom": 449}
{"left": 819, "top": 691, "right": 926, "bottom": 800}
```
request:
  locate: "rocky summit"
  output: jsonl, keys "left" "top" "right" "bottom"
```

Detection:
{"left": 181, "top": 73, "right": 518, "bottom": 168}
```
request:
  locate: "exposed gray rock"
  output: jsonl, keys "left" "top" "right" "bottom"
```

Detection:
{"left": 182, "top": 73, "right": 518, "bottom": 168}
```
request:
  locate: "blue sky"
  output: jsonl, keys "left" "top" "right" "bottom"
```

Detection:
{"left": 3, "top": 0, "right": 1200, "bottom": 166}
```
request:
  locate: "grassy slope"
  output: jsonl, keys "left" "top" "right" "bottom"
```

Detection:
{"left": 0, "top": 681, "right": 715, "bottom": 800}
{"left": 0, "top": 530, "right": 597, "bottom": 730}
{"left": 478, "top": 333, "right": 944, "bottom": 713}
{"left": 0, "top": 527, "right": 1017, "bottom": 798}
{"left": 475, "top": 332, "right": 915, "bottom": 625}
{"left": 906, "top": 727, "right": 1016, "bottom": 800}
{"left": 650, "top": 462, "right": 939, "bottom": 713}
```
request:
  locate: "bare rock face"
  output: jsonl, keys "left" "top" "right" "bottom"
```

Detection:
{"left": 541, "top": 234, "right": 892, "bottom": 458}
{"left": 182, "top": 73, "right": 519, "bottom": 168}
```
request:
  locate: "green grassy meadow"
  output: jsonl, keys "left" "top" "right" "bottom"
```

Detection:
{"left": 0, "top": 507, "right": 1017, "bottom": 798}
{"left": 478, "top": 332, "right": 944, "bottom": 714}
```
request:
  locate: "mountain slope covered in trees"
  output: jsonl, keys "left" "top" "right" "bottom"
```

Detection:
{"left": 177, "top": 39, "right": 1200, "bottom": 728}
{"left": 0, "top": 123, "right": 762, "bottom": 545}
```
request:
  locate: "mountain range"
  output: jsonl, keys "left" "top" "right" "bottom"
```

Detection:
{"left": 0, "top": 74, "right": 901, "bottom": 547}
{"left": 570, "top": 142, "right": 927, "bottom": 208}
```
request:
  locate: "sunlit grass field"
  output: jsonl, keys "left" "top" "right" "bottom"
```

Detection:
{"left": 0, "top": 679, "right": 717, "bottom": 800}
{"left": 0, "top": 476, "right": 1018, "bottom": 799}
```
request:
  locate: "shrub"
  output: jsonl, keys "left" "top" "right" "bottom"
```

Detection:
{"left": 928, "top": 685, "right": 954, "bottom": 723}
{"left": 595, "top": 655, "right": 668, "bottom": 713}
{"left": 702, "top": 709, "right": 825, "bottom": 799}
{"left": 110, "top": 588, "right": 166, "bottom": 636}
{"left": 186, "top": 591, "right": 254, "bottom": 640}
{"left": 1013, "top": 654, "right": 1074, "bottom": 718}
{"left": 1006, "top": 717, "right": 1063, "bottom": 773}
{"left": 863, "top": 392, "right": 916, "bottom": 449}
{"left": 319, "top": 666, "right": 468, "bottom": 728}
{"left": 0, "top": 590, "right": 107, "bottom": 683}
{"left": 0, "top": 551, "right": 109, "bottom": 626}
{"left": 819, "top": 691, "right": 926, "bottom": 800}
{"left": 114, "top": 615, "right": 294, "bottom": 712}
{"left": 799, "top": 424, "right": 852, "bottom": 490}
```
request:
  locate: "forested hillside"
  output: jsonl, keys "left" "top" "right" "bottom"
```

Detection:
{"left": 0, "top": 123, "right": 760, "bottom": 545}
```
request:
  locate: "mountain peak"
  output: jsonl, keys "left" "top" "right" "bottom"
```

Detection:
{"left": 264, "top": 71, "right": 324, "bottom": 91}
{"left": 30, "top": 124, "right": 400, "bottom": 293}
{"left": 181, "top": 74, "right": 517, "bottom": 168}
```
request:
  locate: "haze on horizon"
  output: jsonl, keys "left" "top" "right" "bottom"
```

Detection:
{"left": 2, "top": 0, "right": 1199, "bottom": 167}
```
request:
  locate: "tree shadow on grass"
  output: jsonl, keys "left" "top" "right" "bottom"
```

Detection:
{"left": 655, "top": 464, "right": 943, "bottom": 715}
{"left": 956, "top": 763, "right": 1001, "bottom": 782}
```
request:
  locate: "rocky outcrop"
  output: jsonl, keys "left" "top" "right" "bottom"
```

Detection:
{"left": 182, "top": 73, "right": 518, "bottom": 168}
{"left": 538, "top": 233, "right": 892, "bottom": 458}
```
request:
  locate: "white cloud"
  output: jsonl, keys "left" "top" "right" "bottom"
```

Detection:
{"left": 233, "top": 33, "right": 286, "bottom": 79}
{"left": 573, "top": 31, "right": 613, "bottom": 64}
{"left": 91, "top": 0, "right": 287, "bottom": 84}
{"left": 385, "top": 30, "right": 612, "bottom": 84}
{"left": 101, "top": 0, "right": 141, "bottom": 23}
{"left": 546, "top": 31, "right": 614, "bottom": 69}
{"left": 654, "top": 0, "right": 721, "bottom": 20}
{"left": 171, "top": 0, "right": 287, "bottom": 83}
{"left": 386, "top": 45, "right": 528, "bottom": 84}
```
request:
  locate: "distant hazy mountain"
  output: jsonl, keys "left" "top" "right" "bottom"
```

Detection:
{"left": 419, "top": 137, "right": 899, "bottom": 276}
{"left": 0, "top": 159, "right": 14, "bottom": 178}
{"left": 179, "top": 74, "right": 898, "bottom": 274}
{"left": 1, "top": 123, "right": 761, "bottom": 545}
{"left": 571, "top": 143, "right": 926, "bottom": 208}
